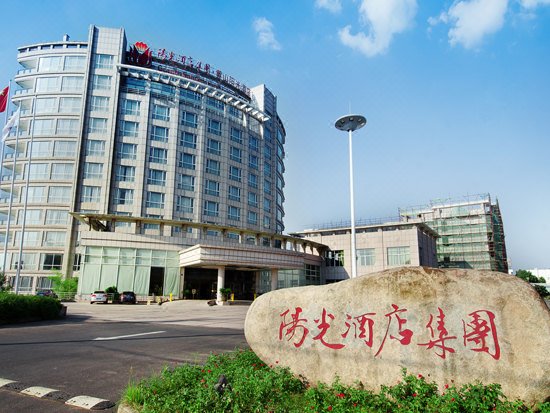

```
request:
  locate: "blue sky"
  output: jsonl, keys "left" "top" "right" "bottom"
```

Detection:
{"left": 0, "top": 0, "right": 548, "bottom": 270}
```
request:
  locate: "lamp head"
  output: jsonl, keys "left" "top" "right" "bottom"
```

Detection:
{"left": 335, "top": 114, "right": 367, "bottom": 132}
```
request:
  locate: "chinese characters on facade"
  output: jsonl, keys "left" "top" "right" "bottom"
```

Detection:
{"left": 279, "top": 305, "right": 500, "bottom": 360}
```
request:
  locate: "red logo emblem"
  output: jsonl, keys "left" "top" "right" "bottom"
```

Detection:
{"left": 127, "top": 41, "right": 152, "bottom": 67}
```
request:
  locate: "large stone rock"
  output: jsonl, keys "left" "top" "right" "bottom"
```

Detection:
{"left": 245, "top": 267, "right": 550, "bottom": 406}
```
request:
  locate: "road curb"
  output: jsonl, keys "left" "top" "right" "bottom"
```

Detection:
{"left": 0, "top": 376, "right": 115, "bottom": 410}
{"left": 117, "top": 402, "right": 138, "bottom": 413}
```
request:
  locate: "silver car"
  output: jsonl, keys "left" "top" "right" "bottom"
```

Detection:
{"left": 90, "top": 290, "right": 108, "bottom": 304}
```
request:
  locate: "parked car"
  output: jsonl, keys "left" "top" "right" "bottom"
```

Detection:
{"left": 90, "top": 290, "right": 108, "bottom": 304}
{"left": 36, "top": 289, "right": 58, "bottom": 299}
{"left": 120, "top": 291, "right": 137, "bottom": 304}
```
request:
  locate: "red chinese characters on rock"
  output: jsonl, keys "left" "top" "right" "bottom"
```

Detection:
{"left": 277, "top": 305, "right": 501, "bottom": 361}
{"left": 462, "top": 310, "right": 501, "bottom": 360}
{"left": 418, "top": 307, "right": 457, "bottom": 359}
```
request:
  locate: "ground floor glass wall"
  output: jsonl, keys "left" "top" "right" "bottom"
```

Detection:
{"left": 79, "top": 246, "right": 179, "bottom": 296}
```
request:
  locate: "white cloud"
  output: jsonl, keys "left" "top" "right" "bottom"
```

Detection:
{"left": 252, "top": 17, "right": 282, "bottom": 51}
{"left": 519, "top": 0, "right": 550, "bottom": 8}
{"left": 429, "top": 0, "right": 508, "bottom": 49}
{"left": 338, "top": 0, "right": 418, "bottom": 57}
{"left": 315, "top": 0, "right": 342, "bottom": 13}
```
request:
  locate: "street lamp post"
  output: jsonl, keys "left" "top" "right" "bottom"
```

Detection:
{"left": 335, "top": 114, "right": 367, "bottom": 279}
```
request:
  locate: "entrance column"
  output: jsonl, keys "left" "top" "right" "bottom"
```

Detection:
{"left": 216, "top": 266, "right": 225, "bottom": 303}
{"left": 271, "top": 268, "right": 278, "bottom": 292}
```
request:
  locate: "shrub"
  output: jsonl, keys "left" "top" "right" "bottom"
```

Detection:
{"left": 123, "top": 350, "right": 549, "bottom": 413}
{"left": 0, "top": 292, "right": 62, "bottom": 323}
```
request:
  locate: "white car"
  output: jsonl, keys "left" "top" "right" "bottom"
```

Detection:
{"left": 90, "top": 290, "right": 108, "bottom": 304}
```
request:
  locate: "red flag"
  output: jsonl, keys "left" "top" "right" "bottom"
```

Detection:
{"left": 0, "top": 86, "right": 8, "bottom": 113}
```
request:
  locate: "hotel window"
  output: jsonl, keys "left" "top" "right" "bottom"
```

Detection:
{"left": 27, "top": 163, "right": 48, "bottom": 180}
{"left": 116, "top": 165, "right": 135, "bottom": 182}
{"left": 264, "top": 128, "right": 272, "bottom": 142}
{"left": 51, "top": 163, "right": 74, "bottom": 180}
{"left": 45, "top": 210, "right": 68, "bottom": 225}
{"left": 146, "top": 192, "right": 165, "bottom": 209}
{"left": 57, "top": 119, "right": 79, "bottom": 135}
{"left": 263, "top": 216, "right": 271, "bottom": 229}
{"left": 203, "top": 200, "right": 219, "bottom": 217}
{"left": 206, "top": 138, "right": 221, "bottom": 155}
{"left": 178, "top": 174, "right": 194, "bottom": 191}
{"left": 207, "top": 119, "right": 222, "bottom": 136}
{"left": 59, "top": 97, "right": 81, "bottom": 113}
{"left": 92, "top": 74, "right": 111, "bottom": 90}
{"left": 54, "top": 141, "right": 77, "bottom": 157}
{"left": 176, "top": 196, "right": 193, "bottom": 213}
{"left": 205, "top": 159, "right": 220, "bottom": 175}
{"left": 248, "top": 172, "right": 258, "bottom": 188}
{"left": 43, "top": 231, "right": 65, "bottom": 247}
{"left": 277, "top": 160, "right": 284, "bottom": 174}
{"left": 30, "top": 141, "right": 53, "bottom": 157}
{"left": 264, "top": 179, "right": 272, "bottom": 195}
{"left": 228, "top": 105, "right": 241, "bottom": 119}
{"left": 325, "top": 250, "right": 344, "bottom": 267}
{"left": 35, "top": 97, "right": 57, "bottom": 114}
{"left": 206, "top": 97, "right": 225, "bottom": 111}
{"left": 357, "top": 249, "right": 376, "bottom": 266}
{"left": 230, "top": 127, "right": 242, "bottom": 144}
{"left": 228, "top": 185, "right": 240, "bottom": 201}
{"left": 205, "top": 179, "right": 220, "bottom": 196}
{"left": 151, "top": 125, "right": 168, "bottom": 142}
{"left": 248, "top": 154, "right": 258, "bottom": 170}
{"left": 147, "top": 169, "right": 166, "bottom": 186}
{"left": 263, "top": 198, "right": 272, "bottom": 213}
{"left": 88, "top": 117, "right": 107, "bottom": 134}
{"left": 90, "top": 96, "right": 109, "bottom": 112}
{"left": 86, "top": 140, "right": 105, "bottom": 156}
{"left": 149, "top": 147, "right": 167, "bottom": 164}
{"left": 264, "top": 144, "right": 272, "bottom": 160}
{"left": 81, "top": 186, "right": 101, "bottom": 203}
{"left": 152, "top": 104, "right": 170, "bottom": 121}
{"left": 181, "top": 89, "right": 202, "bottom": 102}
{"left": 230, "top": 147, "right": 242, "bottom": 163}
{"left": 249, "top": 135, "right": 259, "bottom": 152}
{"left": 36, "top": 77, "right": 60, "bottom": 92}
{"left": 33, "top": 119, "right": 55, "bottom": 136}
{"left": 83, "top": 162, "right": 103, "bottom": 179}
{"left": 387, "top": 246, "right": 411, "bottom": 266}
{"left": 121, "top": 99, "right": 140, "bottom": 116}
{"left": 61, "top": 76, "right": 84, "bottom": 92}
{"left": 27, "top": 186, "right": 46, "bottom": 203}
{"left": 18, "top": 209, "right": 41, "bottom": 225}
{"left": 115, "top": 188, "right": 133, "bottom": 205}
{"left": 38, "top": 56, "right": 63, "bottom": 72}
{"left": 120, "top": 120, "right": 139, "bottom": 137}
{"left": 180, "top": 131, "right": 196, "bottom": 148}
{"left": 248, "top": 191, "right": 258, "bottom": 207}
{"left": 247, "top": 210, "right": 258, "bottom": 225}
{"left": 228, "top": 206, "right": 240, "bottom": 221}
{"left": 94, "top": 54, "right": 114, "bottom": 69}
{"left": 179, "top": 153, "right": 195, "bottom": 170}
{"left": 41, "top": 253, "right": 63, "bottom": 270}
{"left": 181, "top": 111, "right": 197, "bottom": 128}
{"left": 48, "top": 186, "right": 71, "bottom": 203}
{"left": 119, "top": 143, "right": 137, "bottom": 160}
{"left": 229, "top": 166, "right": 241, "bottom": 182}
{"left": 64, "top": 55, "right": 86, "bottom": 71}
{"left": 15, "top": 231, "right": 41, "bottom": 247}
{"left": 264, "top": 162, "right": 272, "bottom": 177}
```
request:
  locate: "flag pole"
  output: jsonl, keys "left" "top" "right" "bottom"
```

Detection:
{"left": 14, "top": 99, "right": 35, "bottom": 294}
{"left": 1, "top": 80, "right": 12, "bottom": 275}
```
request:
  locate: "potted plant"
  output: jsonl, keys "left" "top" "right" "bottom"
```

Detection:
{"left": 219, "top": 287, "right": 232, "bottom": 302}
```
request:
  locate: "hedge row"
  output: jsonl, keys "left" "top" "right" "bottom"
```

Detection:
{"left": 0, "top": 292, "right": 63, "bottom": 323}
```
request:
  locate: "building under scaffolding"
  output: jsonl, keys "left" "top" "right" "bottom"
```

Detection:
{"left": 399, "top": 194, "right": 508, "bottom": 273}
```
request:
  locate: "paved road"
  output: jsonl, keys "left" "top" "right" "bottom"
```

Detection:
{"left": 0, "top": 301, "right": 250, "bottom": 412}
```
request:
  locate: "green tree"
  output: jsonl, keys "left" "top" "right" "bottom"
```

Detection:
{"left": 48, "top": 272, "right": 78, "bottom": 300}
{"left": 516, "top": 269, "right": 549, "bottom": 298}
{"left": 0, "top": 272, "right": 11, "bottom": 292}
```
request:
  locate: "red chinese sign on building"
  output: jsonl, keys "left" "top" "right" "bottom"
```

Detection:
{"left": 278, "top": 304, "right": 501, "bottom": 361}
